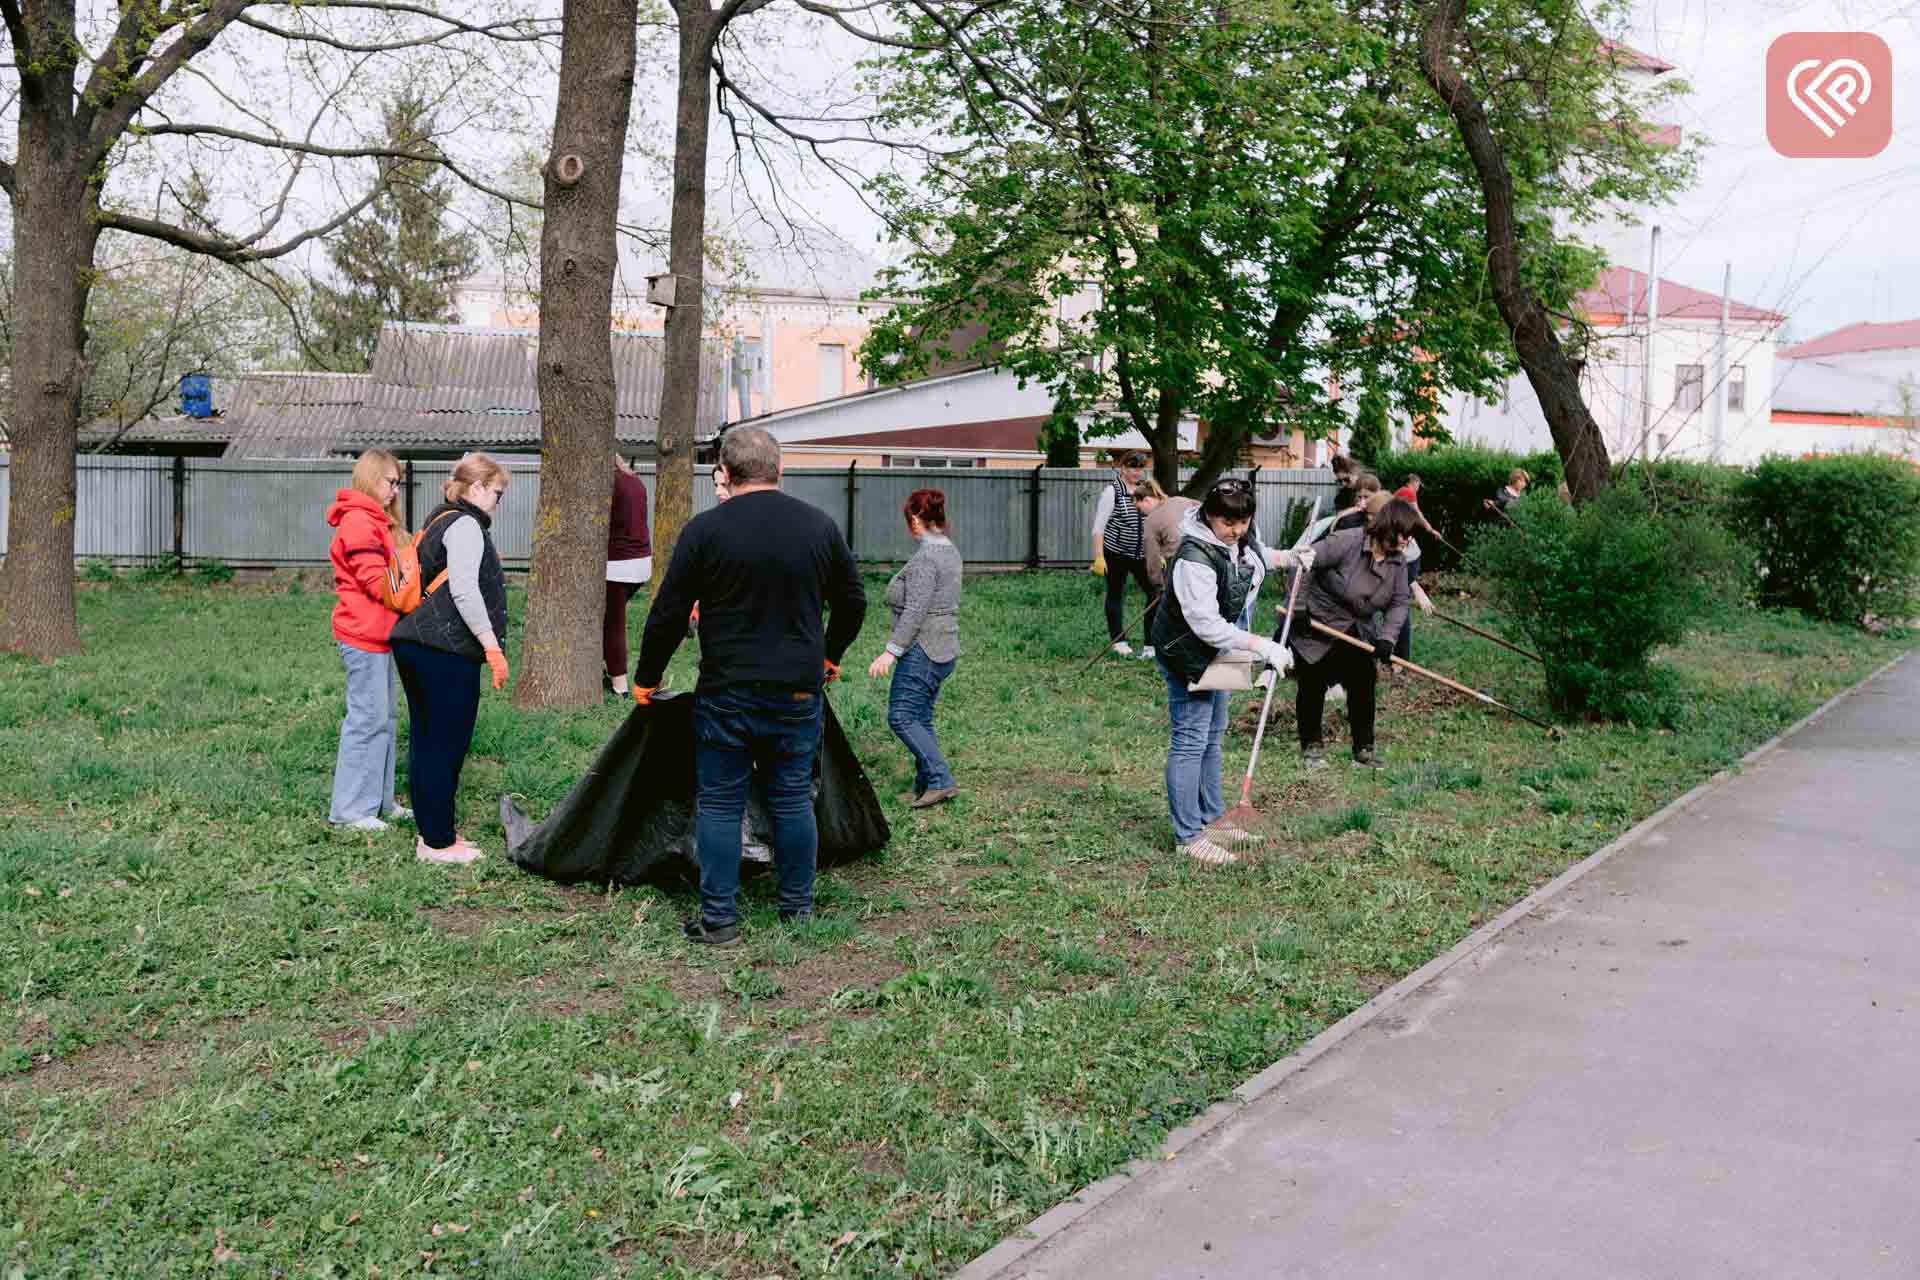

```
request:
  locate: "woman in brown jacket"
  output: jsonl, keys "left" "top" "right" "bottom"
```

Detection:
{"left": 1287, "top": 498, "right": 1419, "bottom": 770}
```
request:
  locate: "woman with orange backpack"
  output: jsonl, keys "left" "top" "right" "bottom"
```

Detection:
{"left": 325, "top": 448, "right": 412, "bottom": 833}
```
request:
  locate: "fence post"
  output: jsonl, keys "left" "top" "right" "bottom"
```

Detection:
{"left": 171, "top": 455, "right": 186, "bottom": 573}
{"left": 403, "top": 459, "right": 417, "bottom": 530}
{"left": 844, "top": 460, "right": 858, "bottom": 555}
{"left": 1027, "top": 464, "right": 1043, "bottom": 569}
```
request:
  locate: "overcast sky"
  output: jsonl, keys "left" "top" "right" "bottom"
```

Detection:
{"left": 1611, "top": 0, "right": 1920, "bottom": 342}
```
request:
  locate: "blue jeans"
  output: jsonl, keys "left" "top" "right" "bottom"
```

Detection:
{"left": 1159, "top": 660, "right": 1230, "bottom": 843}
{"left": 391, "top": 639, "right": 481, "bottom": 849}
{"left": 887, "top": 645, "right": 957, "bottom": 794}
{"left": 693, "top": 685, "right": 824, "bottom": 926}
{"left": 329, "top": 643, "right": 399, "bottom": 823}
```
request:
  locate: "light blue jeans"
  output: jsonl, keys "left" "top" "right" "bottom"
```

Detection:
{"left": 1159, "top": 659, "right": 1230, "bottom": 843}
{"left": 329, "top": 642, "right": 399, "bottom": 823}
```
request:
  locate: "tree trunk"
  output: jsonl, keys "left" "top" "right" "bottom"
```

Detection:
{"left": 0, "top": 127, "right": 99, "bottom": 659}
{"left": 1418, "top": 0, "right": 1610, "bottom": 501}
{"left": 651, "top": 7, "right": 717, "bottom": 584}
{"left": 515, "top": 0, "right": 639, "bottom": 708}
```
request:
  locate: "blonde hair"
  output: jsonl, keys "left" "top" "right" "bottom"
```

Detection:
{"left": 444, "top": 452, "right": 510, "bottom": 504}
{"left": 350, "top": 448, "right": 404, "bottom": 532}
{"left": 1132, "top": 478, "right": 1167, "bottom": 503}
{"left": 1363, "top": 490, "right": 1394, "bottom": 520}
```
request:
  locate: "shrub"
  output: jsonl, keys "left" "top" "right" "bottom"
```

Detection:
{"left": 193, "top": 557, "right": 235, "bottom": 585}
{"left": 1469, "top": 486, "right": 1747, "bottom": 725}
{"left": 1615, "top": 459, "right": 1744, "bottom": 531}
{"left": 81, "top": 558, "right": 115, "bottom": 583}
{"left": 1371, "top": 444, "right": 1563, "bottom": 571}
{"left": 1729, "top": 454, "right": 1920, "bottom": 626}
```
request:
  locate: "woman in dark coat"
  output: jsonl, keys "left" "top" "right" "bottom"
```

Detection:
{"left": 1287, "top": 498, "right": 1418, "bottom": 771}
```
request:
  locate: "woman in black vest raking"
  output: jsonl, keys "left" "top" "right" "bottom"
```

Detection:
{"left": 1149, "top": 478, "right": 1316, "bottom": 866}
{"left": 389, "top": 452, "right": 513, "bottom": 866}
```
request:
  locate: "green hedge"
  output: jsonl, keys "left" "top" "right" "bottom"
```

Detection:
{"left": 1468, "top": 486, "right": 1747, "bottom": 725}
{"left": 1729, "top": 454, "right": 1920, "bottom": 625}
{"left": 1370, "top": 445, "right": 1562, "bottom": 571}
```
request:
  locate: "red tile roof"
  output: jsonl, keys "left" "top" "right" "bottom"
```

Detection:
{"left": 1601, "top": 39, "right": 1674, "bottom": 74}
{"left": 1782, "top": 320, "right": 1920, "bottom": 359}
{"left": 1578, "top": 266, "right": 1785, "bottom": 325}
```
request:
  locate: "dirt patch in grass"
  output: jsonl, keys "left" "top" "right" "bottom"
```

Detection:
{"left": 420, "top": 905, "right": 499, "bottom": 937}
{"left": 1, "top": 1036, "right": 195, "bottom": 1119}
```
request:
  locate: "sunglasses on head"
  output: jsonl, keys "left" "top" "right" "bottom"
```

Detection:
{"left": 1209, "top": 478, "right": 1253, "bottom": 497}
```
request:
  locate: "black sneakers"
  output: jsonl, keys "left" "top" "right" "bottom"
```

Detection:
{"left": 1352, "top": 747, "right": 1381, "bottom": 769}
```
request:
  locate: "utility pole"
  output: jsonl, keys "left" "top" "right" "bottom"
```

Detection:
{"left": 1711, "top": 262, "right": 1732, "bottom": 464}
{"left": 1616, "top": 268, "right": 1637, "bottom": 452}
{"left": 1638, "top": 225, "right": 1662, "bottom": 461}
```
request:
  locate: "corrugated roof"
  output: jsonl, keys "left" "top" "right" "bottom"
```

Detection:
{"left": 96, "top": 323, "right": 728, "bottom": 458}
{"left": 1579, "top": 267, "right": 1786, "bottom": 325}
{"left": 1782, "top": 319, "right": 1920, "bottom": 359}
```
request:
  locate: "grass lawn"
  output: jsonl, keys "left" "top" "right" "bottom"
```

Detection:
{"left": 2, "top": 569, "right": 1908, "bottom": 1277}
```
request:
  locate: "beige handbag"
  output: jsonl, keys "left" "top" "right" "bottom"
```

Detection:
{"left": 1188, "top": 650, "right": 1258, "bottom": 692}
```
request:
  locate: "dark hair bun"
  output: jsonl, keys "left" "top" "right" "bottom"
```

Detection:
{"left": 905, "top": 488, "right": 947, "bottom": 528}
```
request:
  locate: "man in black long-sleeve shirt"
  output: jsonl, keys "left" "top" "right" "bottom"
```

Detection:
{"left": 631, "top": 425, "right": 867, "bottom": 945}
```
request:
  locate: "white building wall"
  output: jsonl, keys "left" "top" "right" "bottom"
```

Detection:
{"left": 1445, "top": 320, "right": 1780, "bottom": 462}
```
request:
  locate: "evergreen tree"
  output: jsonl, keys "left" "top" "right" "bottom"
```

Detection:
{"left": 1349, "top": 386, "right": 1392, "bottom": 468}
{"left": 309, "top": 94, "right": 481, "bottom": 370}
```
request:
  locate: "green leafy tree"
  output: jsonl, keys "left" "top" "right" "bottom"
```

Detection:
{"left": 307, "top": 94, "right": 483, "bottom": 371}
{"left": 861, "top": 0, "right": 1688, "bottom": 498}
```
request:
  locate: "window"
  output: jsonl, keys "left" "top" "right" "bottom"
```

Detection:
{"left": 1674, "top": 364, "right": 1704, "bottom": 413}
{"left": 885, "top": 456, "right": 980, "bottom": 468}
{"left": 1727, "top": 364, "right": 1746, "bottom": 412}
{"left": 817, "top": 343, "right": 846, "bottom": 399}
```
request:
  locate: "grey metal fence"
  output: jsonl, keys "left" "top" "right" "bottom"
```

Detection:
{"left": 0, "top": 456, "right": 1338, "bottom": 569}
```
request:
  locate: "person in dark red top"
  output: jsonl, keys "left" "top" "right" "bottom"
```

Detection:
{"left": 605, "top": 453, "right": 653, "bottom": 696}
{"left": 326, "top": 448, "right": 410, "bottom": 831}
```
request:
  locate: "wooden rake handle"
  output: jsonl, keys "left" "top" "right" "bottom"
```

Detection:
{"left": 1428, "top": 607, "right": 1544, "bottom": 665}
{"left": 1308, "top": 619, "right": 1559, "bottom": 734}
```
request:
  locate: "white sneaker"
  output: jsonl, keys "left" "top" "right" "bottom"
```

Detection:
{"left": 1178, "top": 835, "right": 1238, "bottom": 865}
{"left": 1139, "top": 645, "right": 1156, "bottom": 660}
{"left": 385, "top": 806, "right": 413, "bottom": 822}
{"left": 335, "top": 815, "right": 389, "bottom": 833}
{"left": 1206, "top": 820, "right": 1266, "bottom": 846}
{"left": 416, "top": 836, "right": 483, "bottom": 866}
{"left": 1111, "top": 641, "right": 1135, "bottom": 657}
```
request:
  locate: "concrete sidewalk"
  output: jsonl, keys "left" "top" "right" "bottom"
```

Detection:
{"left": 965, "top": 653, "right": 1920, "bottom": 1279}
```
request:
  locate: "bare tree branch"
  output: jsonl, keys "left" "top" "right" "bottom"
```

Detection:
{"left": 83, "top": 0, "right": 252, "bottom": 164}
{"left": 129, "top": 122, "right": 540, "bottom": 209}
{"left": 234, "top": 11, "right": 559, "bottom": 52}
{"left": 97, "top": 178, "right": 389, "bottom": 263}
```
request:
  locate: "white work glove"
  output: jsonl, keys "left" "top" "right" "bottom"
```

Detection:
{"left": 1258, "top": 637, "right": 1293, "bottom": 673}
{"left": 1292, "top": 546, "right": 1316, "bottom": 574}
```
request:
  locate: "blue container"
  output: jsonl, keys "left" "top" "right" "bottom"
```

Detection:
{"left": 179, "top": 373, "right": 214, "bottom": 419}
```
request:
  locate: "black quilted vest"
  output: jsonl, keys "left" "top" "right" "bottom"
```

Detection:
{"left": 1151, "top": 532, "right": 1259, "bottom": 683}
{"left": 389, "top": 501, "right": 508, "bottom": 661}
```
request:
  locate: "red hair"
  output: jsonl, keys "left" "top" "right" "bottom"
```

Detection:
{"left": 904, "top": 488, "right": 948, "bottom": 529}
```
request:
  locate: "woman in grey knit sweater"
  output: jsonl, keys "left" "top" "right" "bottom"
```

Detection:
{"left": 867, "top": 489, "right": 964, "bottom": 808}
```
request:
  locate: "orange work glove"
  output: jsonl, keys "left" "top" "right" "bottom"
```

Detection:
{"left": 823, "top": 658, "right": 841, "bottom": 685}
{"left": 483, "top": 647, "right": 509, "bottom": 690}
{"left": 632, "top": 684, "right": 659, "bottom": 707}
{"left": 689, "top": 602, "right": 701, "bottom": 625}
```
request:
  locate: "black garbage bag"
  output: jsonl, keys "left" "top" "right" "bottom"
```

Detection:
{"left": 502, "top": 691, "right": 889, "bottom": 888}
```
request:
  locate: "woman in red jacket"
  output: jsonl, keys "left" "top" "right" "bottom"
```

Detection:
{"left": 326, "top": 448, "right": 410, "bottom": 831}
